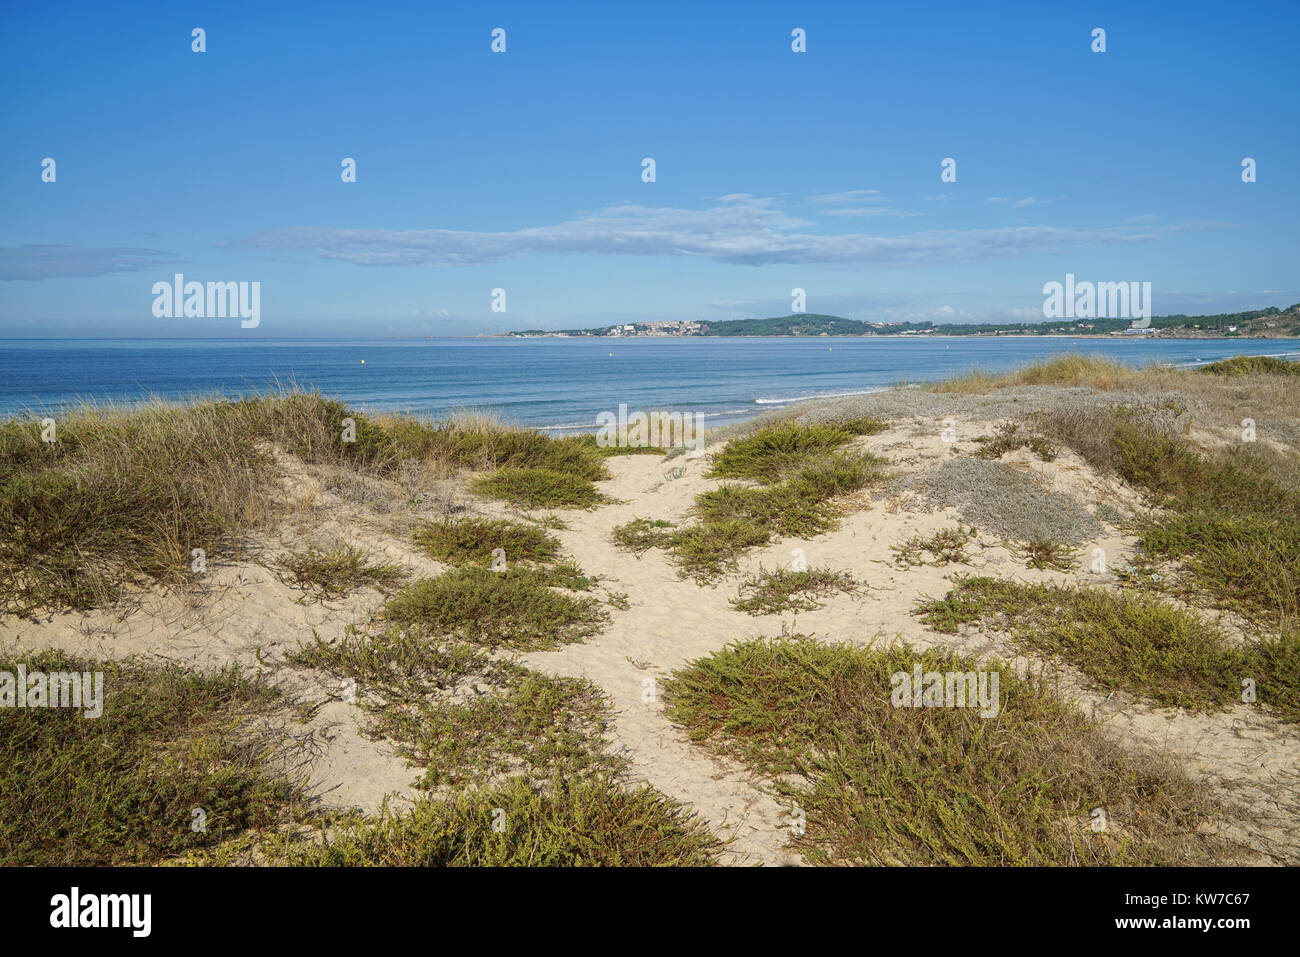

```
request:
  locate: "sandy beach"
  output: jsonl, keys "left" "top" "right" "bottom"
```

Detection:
{"left": 6, "top": 355, "right": 1298, "bottom": 867}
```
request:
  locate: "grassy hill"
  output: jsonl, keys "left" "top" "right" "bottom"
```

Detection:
{"left": 506, "top": 305, "right": 1300, "bottom": 338}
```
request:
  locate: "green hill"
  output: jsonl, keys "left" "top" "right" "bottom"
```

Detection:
{"left": 505, "top": 305, "right": 1300, "bottom": 338}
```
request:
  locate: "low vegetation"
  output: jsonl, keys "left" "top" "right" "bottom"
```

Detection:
{"left": 678, "top": 452, "right": 885, "bottom": 581}
{"left": 611, "top": 517, "right": 677, "bottom": 555}
{"left": 413, "top": 515, "right": 561, "bottom": 567}
{"left": 0, "top": 649, "right": 301, "bottom": 866}
{"left": 891, "top": 525, "right": 977, "bottom": 568}
{"left": 1032, "top": 404, "right": 1300, "bottom": 631}
{"left": 290, "top": 627, "right": 494, "bottom": 702}
{"left": 1198, "top": 355, "right": 1300, "bottom": 377}
{"left": 267, "top": 775, "right": 721, "bottom": 866}
{"left": 730, "top": 566, "right": 859, "bottom": 615}
{"left": 895, "top": 457, "right": 1101, "bottom": 546}
{"left": 1011, "top": 538, "right": 1078, "bottom": 572}
{"left": 612, "top": 424, "right": 887, "bottom": 581}
{"left": 706, "top": 420, "right": 884, "bottom": 484}
{"left": 0, "top": 391, "right": 612, "bottom": 614}
{"left": 382, "top": 670, "right": 616, "bottom": 789}
{"left": 973, "top": 422, "right": 1056, "bottom": 462}
{"left": 290, "top": 628, "right": 615, "bottom": 788}
{"left": 470, "top": 467, "right": 609, "bottom": 509}
{"left": 380, "top": 567, "right": 606, "bottom": 651}
{"left": 929, "top": 353, "right": 1139, "bottom": 394}
{"left": 272, "top": 543, "right": 406, "bottom": 601}
{"left": 688, "top": 427, "right": 891, "bottom": 580}
{"left": 664, "top": 637, "right": 1223, "bottom": 865}
{"left": 915, "top": 578, "right": 1297, "bottom": 721}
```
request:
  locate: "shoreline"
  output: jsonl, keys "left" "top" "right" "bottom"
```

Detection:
{"left": 5, "top": 352, "right": 1297, "bottom": 867}
{"left": 5, "top": 344, "right": 1297, "bottom": 432}
{"left": 3, "top": 333, "right": 1298, "bottom": 342}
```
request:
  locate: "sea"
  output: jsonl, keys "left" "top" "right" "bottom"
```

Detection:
{"left": 1, "top": 337, "right": 1296, "bottom": 432}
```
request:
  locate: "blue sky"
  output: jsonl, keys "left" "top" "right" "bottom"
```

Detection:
{"left": 1, "top": 0, "right": 1297, "bottom": 337}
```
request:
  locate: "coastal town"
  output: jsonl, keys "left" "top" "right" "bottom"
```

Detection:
{"left": 501, "top": 306, "right": 1300, "bottom": 339}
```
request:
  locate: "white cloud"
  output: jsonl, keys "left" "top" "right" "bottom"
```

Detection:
{"left": 822, "top": 207, "right": 925, "bottom": 219}
{"left": 887, "top": 303, "right": 980, "bottom": 322}
{"left": 806, "top": 189, "right": 885, "bottom": 205}
{"left": 0, "top": 244, "right": 184, "bottom": 281}
{"left": 807, "top": 189, "right": 921, "bottom": 219}
{"left": 242, "top": 196, "right": 1227, "bottom": 270}
{"left": 985, "top": 196, "right": 1051, "bottom": 208}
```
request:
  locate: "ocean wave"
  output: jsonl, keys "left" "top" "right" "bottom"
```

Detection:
{"left": 1171, "top": 350, "right": 1300, "bottom": 370}
{"left": 538, "top": 407, "right": 756, "bottom": 432}
{"left": 754, "top": 386, "right": 892, "bottom": 405}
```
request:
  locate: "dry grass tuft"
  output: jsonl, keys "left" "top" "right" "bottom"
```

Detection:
{"left": 665, "top": 636, "right": 1228, "bottom": 865}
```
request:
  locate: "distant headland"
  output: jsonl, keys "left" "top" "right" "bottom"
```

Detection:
{"left": 499, "top": 306, "right": 1300, "bottom": 340}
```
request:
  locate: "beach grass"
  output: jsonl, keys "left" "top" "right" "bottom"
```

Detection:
{"left": 928, "top": 353, "right": 1142, "bottom": 394}
{"left": 891, "top": 525, "right": 978, "bottom": 568}
{"left": 1197, "top": 355, "right": 1300, "bottom": 377}
{"left": 272, "top": 543, "right": 407, "bottom": 601}
{"left": 0, "top": 390, "right": 610, "bottom": 614}
{"left": 705, "top": 421, "right": 864, "bottom": 484}
{"left": 1032, "top": 403, "right": 1300, "bottom": 631}
{"left": 973, "top": 421, "right": 1057, "bottom": 461}
{"left": 412, "top": 515, "right": 562, "bottom": 567}
{"left": 290, "top": 626, "right": 617, "bottom": 788}
{"left": 915, "top": 577, "right": 1298, "bottom": 721}
{"left": 266, "top": 775, "right": 721, "bottom": 866}
{"left": 380, "top": 567, "right": 606, "bottom": 651}
{"left": 470, "top": 466, "right": 610, "bottom": 509}
{"left": 0, "top": 397, "right": 279, "bottom": 614}
{"left": 730, "top": 566, "right": 859, "bottom": 615}
{"left": 0, "top": 648, "right": 301, "bottom": 866}
{"left": 663, "top": 636, "right": 1223, "bottom": 865}
{"left": 667, "top": 438, "right": 888, "bottom": 581}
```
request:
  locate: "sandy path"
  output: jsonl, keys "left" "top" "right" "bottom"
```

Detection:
{"left": 516, "top": 453, "right": 800, "bottom": 865}
{"left": 516, "top": 429, "right": 1300, "bottom": 864}
{"left": 5, "top": 421, "right": 1297, "bottom": 864}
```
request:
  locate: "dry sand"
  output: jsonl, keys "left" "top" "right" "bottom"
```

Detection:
{"left": 5, "top": 402, "right": 1298, "bottom": 865}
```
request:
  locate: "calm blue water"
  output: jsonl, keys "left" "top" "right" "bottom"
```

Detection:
{"left": 1, "top": 337, "right": 1296, "bottom": 431}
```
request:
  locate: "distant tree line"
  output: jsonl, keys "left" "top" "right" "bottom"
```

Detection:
{"left": 506, "top": 305, "right": 1299, "bottom": 338}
